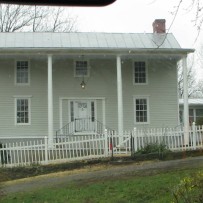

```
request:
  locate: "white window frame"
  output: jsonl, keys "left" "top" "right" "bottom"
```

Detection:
{"left": 74, "top": 60, "right": 90, "bottom": 77}
{"left": 133, "top": 60, "right": 148, "bottom": 85}
{"left": 15, "top": 60, "right": 30, "bottom": 85}
{"left": 134, "top": 96, "right": 150, "bottom": 124}
{"left": 14, "top": 96, "right": 31, "bottom": 125}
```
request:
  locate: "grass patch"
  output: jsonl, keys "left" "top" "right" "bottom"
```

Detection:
{"left": 1, "top": 167, "right": 202, "bottom": 203}
{"left": 0, "top": 159, "right": 109, "bottom": 183}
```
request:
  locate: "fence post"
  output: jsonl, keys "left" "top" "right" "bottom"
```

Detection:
{"left": 104, "top": 129, "right": 109, "bottom": 157}
{"left": 133, "top": 127, "right": 137, "bottom": 152}
{"left": 130, "top": 133, "right": 134, "bottom": 157}
{"left": 44, "top": 136, "right": 48, "bottom": 164}
{"left": 192, "top": 122, "right": 196, "bottom": 150}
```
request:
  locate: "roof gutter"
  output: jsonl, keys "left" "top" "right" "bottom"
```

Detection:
{"left": 0, "top": 47, "right": 195, "bottom": 56}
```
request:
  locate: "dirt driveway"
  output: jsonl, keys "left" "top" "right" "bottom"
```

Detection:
{"left": 2, "top": 156, "right": 203, "bottom": 194}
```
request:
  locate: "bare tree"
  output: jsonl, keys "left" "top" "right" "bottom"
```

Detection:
{"left": 0, "top": 4, "right": 77, "bottom": 32}
{"left": 186, "top": 0, "right": 203, "bottom": 38}
{"left": 178, "top": 54, "right": 203, "bottom": 98}
{"left": 171, "top": 0, "right": 203, "bottom": 38}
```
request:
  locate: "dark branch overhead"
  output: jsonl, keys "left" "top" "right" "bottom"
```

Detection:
{"left": 0, "top": 0, "right": 116, "bottom": 6}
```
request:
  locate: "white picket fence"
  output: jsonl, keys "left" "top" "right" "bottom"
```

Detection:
{"left": 0, "top": 124, "right": 203, "bottom": 167}
{"left": 0, "top": 134, "right": 108, "bottom": 167}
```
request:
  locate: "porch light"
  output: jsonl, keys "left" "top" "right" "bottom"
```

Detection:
{"left": 80, "top": 80, "right": 86, "bottom": 89}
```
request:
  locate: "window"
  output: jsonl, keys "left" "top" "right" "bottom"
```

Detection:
{"left": 134, "top": 61, "right": 147, "bottom": 84}
{"left": 15, "top": 61, "right": 29, "bottom": 85}
{"left": 15, "top": 98, "right": 30, "bottom": 125}
{"left": 189, "top": 109, "right": 194, "bottom": 124}
{"left": 70, "top": 101, "right": 74, "bottom": 122}
{"left": 134, "top": 97, "right": 149, "bottom": 124}
{"left": 179, "top": 110, "right": 183, "bottom": 123}
{"left": 74, "top": 60, "right": 89, "bottom": 77}
{"left": 91, "top": 101, "right": 95, "bottom": 122}
{"left": 196, "top": 109, "right": 203, "bottom": 122}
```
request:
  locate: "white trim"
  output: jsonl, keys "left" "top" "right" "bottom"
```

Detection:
{"left": 59, "top": 98, "right": 63, "bottom": 130}
{"left": 102, "top": 99, "right": 106, "bottom": 131}
{"left": 48, "top": 55, "right": 54, "bottom": 144}
{"left": 60, "top": 97, "right": 105, "bottom": 100}
{"left": 73, "top": 59, "right": 90, "bottom": 77}
{"left": 14, "top": 96, "right": 31, "bottom": 126}
{"left": 193, "top": 109, "right": 196, "bottom": 122}
{"left": 182, "top": 56, "right": 189, "bottom": 144}
{"left": 14, "top": 59, "right": 30, "bottom": 86}
{"left": 133, "top": 95, "right": 150, "bottom": 125}
{"left": 117, "top": 55, "right": 123, "bottom": 136}
{"left": 13, "top": 95, "right": 33, "bottom": 98}
{"left": 133, "top": 60, "right": 148, "bottom": 85}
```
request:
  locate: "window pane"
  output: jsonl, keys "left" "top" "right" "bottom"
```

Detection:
{"left": 196, "top": 109, "right": 203, "bottom": 117}
{"left": 16, "top": 99, "right": 29, "bottom": 124}
{"left": 16, "top": 61, "right": 29, "bottom": 84}
{"left": 91, "top": 102, "right": 95, "bottom": 122}
{"left": 70, "top": 101, "right": 74, "bottom": 122}
{"left": 135, "top": 98, "right": 148, "bottom": 123}
{"left": 134, "top": 61, "right": 146, "bottom": 84}
{"left": 75, "top": 60, "right": 88, "bottom": 77}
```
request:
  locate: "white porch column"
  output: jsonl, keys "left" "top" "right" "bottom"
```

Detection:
{"left": 48, "top": 55, "right": 54, "bottom": 146}
{"left": 102, "top": 99, "right": 106, "bottom": 133}
{"left": 182, "top": 55, "right": 189, "bottom": 146}
{"left": 117, "top": 55, "right": 123, "bottom": 139}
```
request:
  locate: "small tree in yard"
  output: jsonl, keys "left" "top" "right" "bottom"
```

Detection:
{"left": 172, "top": 171, "right": 203, "bottom": 203}
{"left": 0, "top": 4, "right": 77, "bottom": 32}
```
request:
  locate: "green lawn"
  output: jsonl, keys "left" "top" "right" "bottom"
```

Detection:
{"left": 1, "top": 167, "right": 202, "bottom": 203}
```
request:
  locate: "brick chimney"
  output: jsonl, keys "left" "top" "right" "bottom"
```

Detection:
{"left": 153, "top": 19, "right": 166, "bottom": 33}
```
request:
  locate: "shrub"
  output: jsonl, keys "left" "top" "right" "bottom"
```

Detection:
{"left": 135, "top": 142, "right": 169, "bottom": 155}
{"left": 172, "top": 171, "right": 203, "bottom": 203}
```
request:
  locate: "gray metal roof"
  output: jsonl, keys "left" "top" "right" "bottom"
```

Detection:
{"left": 0, "top": 32, "right": 181, "bottom": 48}
{"left": 0, "top": 32, "right": 193, "bottom": 55}
{"left": 179, "top": 99, "right": 203, "bottom": 106}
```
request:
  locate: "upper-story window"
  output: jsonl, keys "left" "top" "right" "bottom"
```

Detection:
{"left": 74, "top": 60, "right": 89, "bottom": 77}
{"left": 133, "top": 61, "right": 148, "bottom": 84}
{"left": 15, "top": 60, "right": 30, "bottom": 85}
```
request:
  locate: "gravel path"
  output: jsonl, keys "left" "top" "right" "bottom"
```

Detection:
{"left": 2, "top": 156, "right": 203, "bottom": 194}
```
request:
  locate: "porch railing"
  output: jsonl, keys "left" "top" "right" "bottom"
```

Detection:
{"left": 56, "top": 118, "right": 108, "bottom": 139}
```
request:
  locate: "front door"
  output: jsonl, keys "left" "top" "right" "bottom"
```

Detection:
{"left": 70, "top": 100, "right": 96, "bottom": 133}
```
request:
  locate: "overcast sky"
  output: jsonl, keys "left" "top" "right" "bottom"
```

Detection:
{"left": 70, "top": 0, "right": 202, "bottom": 49}
{"left": 69, "top": 0, "right": 203, "bottom": 79}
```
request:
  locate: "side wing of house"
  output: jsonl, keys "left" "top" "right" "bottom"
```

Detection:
{"left": 179, "top": 99, "right": 203, "bottom": 125}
